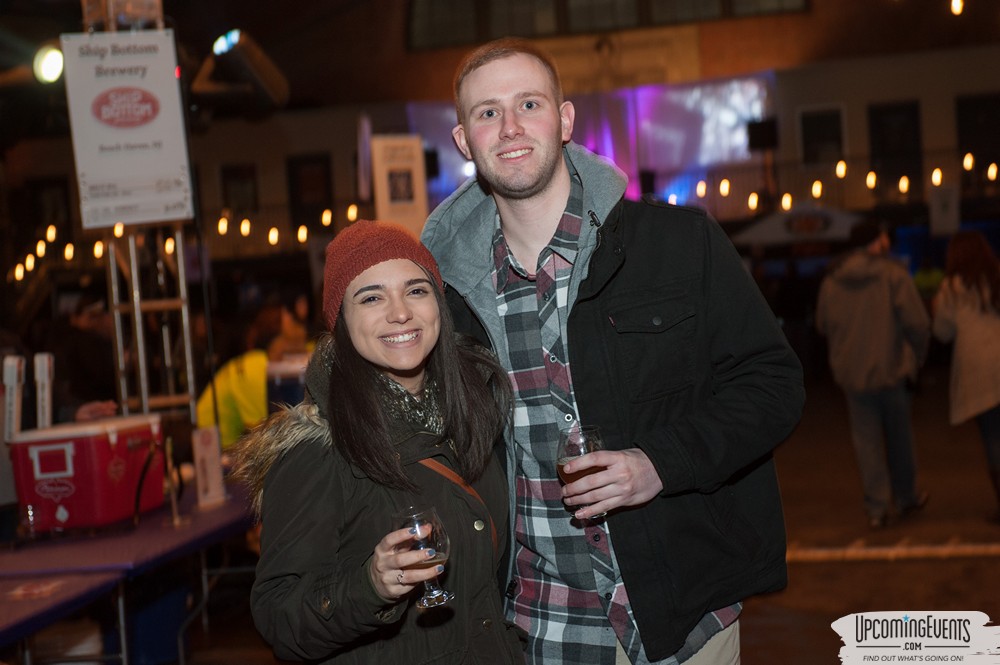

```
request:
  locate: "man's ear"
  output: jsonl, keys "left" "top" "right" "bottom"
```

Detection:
{"left": 452, "top": 124, "right": 472, "bottom": 160}
{"left": 559, "top": 101, "right": 575, "bottom": 143}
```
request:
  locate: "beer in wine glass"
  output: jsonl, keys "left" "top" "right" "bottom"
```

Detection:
{"left": 394, "top": 505, "right": 454, "bottom": 608}
{"left": 556, "top": 424, "right": 607, "bottom": 519}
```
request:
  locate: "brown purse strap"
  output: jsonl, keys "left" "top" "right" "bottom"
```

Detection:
{"left": 418, "top": 458, "right": 498, "bottom": 556}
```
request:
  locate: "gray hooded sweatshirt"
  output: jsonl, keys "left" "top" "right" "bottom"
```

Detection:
{"left": 816, "top": 250, "right": 930, "bottom": 393}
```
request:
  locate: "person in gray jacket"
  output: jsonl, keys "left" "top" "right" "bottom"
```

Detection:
{"left": 816, "top": 218, "right": 930, "bottom": 528}
{"left": 422, "top": 38, "right": 804, "bottom": 665}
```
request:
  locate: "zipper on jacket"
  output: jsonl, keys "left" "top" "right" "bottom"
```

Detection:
{"left": 588, "top": 210, "right": 603, "bottom": 250}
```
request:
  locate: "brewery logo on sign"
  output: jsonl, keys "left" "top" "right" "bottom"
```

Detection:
{"left": 92, "top": 87, "right": 160, "bottom": 128}
{"left": 832, "top": 611, "right": 1000, "bottom": 663}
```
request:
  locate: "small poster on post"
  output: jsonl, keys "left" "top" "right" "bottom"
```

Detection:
{"left": 191, "top": 426, "right": 227, "bottom": 509}
{"left": 370, "top": 134, "right": 429, "bottom": 237}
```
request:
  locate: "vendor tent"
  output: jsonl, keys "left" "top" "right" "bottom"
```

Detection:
{"left": 732, "top": 207, "right": 860, "bottom": 247}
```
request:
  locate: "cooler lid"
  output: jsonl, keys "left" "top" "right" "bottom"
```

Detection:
{"left": 6, "top": 413, "right": 161, "bottom": 444}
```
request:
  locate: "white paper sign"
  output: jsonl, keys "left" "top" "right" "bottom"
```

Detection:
{"left": 191, "top": 426, "right": 227, "bottom": 509}
{"left": 371, "top": 134, "right": 429, "bottom": 237}
{"left": 928, "top": 185, "right": 960, "bottom": 238}
{"left": 60, "top": 30, "right": 193, "bottom": 229}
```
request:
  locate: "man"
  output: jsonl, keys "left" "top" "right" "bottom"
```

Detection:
{"left": 421, "top": 38, "right": 804, "bottom": 664}
{"left": 816, "top": 219, "right": 930, "bottom": 529}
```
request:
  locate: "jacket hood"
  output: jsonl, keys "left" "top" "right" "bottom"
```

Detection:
{"left": 231, "top": 336, "right": 336, "bottom": 517}
{"left": 827, "top": 251, "right": 895, "bottom": 289}
{"left": 421, "top": 141, "right": 627, "bottom": 295}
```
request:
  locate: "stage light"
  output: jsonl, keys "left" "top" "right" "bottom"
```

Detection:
{"left": 213, "top": 30, "right": 242, "bottom": 56}
{"left": 0, "top": 41, "right": 63, "bottom": 88}
{"left": 33, "top": 44, "right": 63, "bottom": 83}
{"left": 192, "top": 30, "right": 289, "bottom": 112}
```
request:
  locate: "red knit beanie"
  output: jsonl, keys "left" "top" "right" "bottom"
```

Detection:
{"left": 322, "top": 220, "right": 444, "bottom": 329}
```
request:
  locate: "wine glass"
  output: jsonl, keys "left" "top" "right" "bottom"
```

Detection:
{"left": 393, "top": 505, "right": 454, "bottom": 608}
{"left": 556, "top": 424, "right": 607, "bottom": 519}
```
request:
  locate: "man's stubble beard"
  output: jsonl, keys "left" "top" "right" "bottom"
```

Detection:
{"left": 470, "top": 135, "right": 565, "bottom": 202}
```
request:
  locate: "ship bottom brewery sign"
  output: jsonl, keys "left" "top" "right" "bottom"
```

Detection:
{"left": 61, "top": 30, "right": 193, "bottom": 230}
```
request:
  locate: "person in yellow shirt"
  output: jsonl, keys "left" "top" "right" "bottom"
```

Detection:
{"left": 197, "top": 300, "right": 314, "bottom": 449}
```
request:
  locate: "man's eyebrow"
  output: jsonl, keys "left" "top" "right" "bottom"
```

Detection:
{"left": 469, "top": 90, "right": 549, "bottom": 112}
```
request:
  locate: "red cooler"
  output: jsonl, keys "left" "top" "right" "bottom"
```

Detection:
{"left": 6, "top": 414, "right": 165, "bottom": 534}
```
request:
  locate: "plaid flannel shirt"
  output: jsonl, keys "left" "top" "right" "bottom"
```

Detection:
{"left": 491, "top": 175, "right": 738, "bottom": 664}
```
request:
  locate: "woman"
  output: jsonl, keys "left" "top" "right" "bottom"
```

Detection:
{"left": 931, "top": 230, "right": 1000, "bottom": 519}
{"left": 232, "top": 221, "right": 523, "bottom": 663}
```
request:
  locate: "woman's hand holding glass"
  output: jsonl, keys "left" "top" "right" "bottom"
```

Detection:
{"left": 369, "top": 511, "right": 449, "bottom": 603}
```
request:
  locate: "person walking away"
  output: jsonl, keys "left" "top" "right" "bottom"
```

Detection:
{"left": 931, "top": 230, "right": 1000, "bottom": 521}
{"left": 422, "top": 37, "right": 804, "bottom": 665}
{"left": 816, "top": 218, "right": 930, "bottom": 528}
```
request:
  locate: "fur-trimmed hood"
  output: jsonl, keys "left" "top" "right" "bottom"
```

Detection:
{"left": 230, "top": 335, "right": 337, "bottom": 518}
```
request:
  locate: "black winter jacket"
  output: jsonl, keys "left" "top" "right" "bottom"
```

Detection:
{"left": 424, "top": 142, "right": 805, "bottom": 659}
{"left": 236, "top": 337, "right": 523, "bottom": 664}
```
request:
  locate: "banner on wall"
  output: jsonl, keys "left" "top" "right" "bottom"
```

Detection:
{"left": 928, "top": 184, "right": 960, "bottom": 237}
{"left": 370, "top": 134, "right": 428, "bottom": 237}
{"left": 60, "top": 30, "right": 193, "bottom": 229}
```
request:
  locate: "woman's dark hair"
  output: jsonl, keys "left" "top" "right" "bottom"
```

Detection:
{"left": 325, "top": 269, "right": 511, "bottom": 489}
{"left": 944, "top": 230, "right": 1000, "bottom": 312}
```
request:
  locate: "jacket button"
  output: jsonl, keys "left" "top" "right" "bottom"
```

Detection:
{"left": 320, "top": 596, "right": 331, "bottom": 611}
{"left": 474, "top": 519, "right": 485, "bottom": 531}
{"left": 652, "top": 316, "right": 662, "bottom": 326}
{"left": 482, "top": 619, "right": 493, "bottom": 629}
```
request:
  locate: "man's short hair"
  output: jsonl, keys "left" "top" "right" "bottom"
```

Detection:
{"left": 452, "top": 37, "right": 563, "bottom": 121}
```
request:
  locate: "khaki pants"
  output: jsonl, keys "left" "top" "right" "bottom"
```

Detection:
{"left": 614, "top": 620, "right": 740, "bottom": 665}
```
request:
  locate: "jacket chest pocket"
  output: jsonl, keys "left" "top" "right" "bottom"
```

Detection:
{"left": 608, "top": 291, "right": 696, "bottom": 402}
